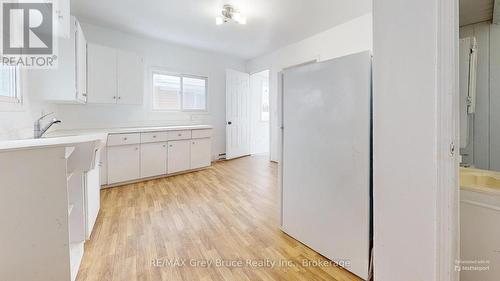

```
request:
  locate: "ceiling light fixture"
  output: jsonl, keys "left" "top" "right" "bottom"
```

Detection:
{"left": 215, "top": 4, "right": 247, "bottom": 25}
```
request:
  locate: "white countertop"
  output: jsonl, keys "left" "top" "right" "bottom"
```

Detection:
{"left": 46, "top": 125, "right": 213, "bottom": 137}
{"left": 0, "top": 133, "right": 108, "bottom": 152}
{"left": 0, "top": 125, "right": 211, "bottom": 152}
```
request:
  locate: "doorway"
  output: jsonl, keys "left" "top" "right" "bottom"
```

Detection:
{"left": 249, "top": 70, "right": 270, "bottom": 156}
{"left": 457, "top": 3, "right": 500, "bottom": 280}
{"left": 225, "top": 69, "right": 270, "bottom": 160}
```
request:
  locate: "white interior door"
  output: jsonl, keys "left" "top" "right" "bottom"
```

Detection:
{"left": 281, "top": 52, "right": 371, "bottom": 280}
{"left": 226, "top": 69, "right": 251, "bottom": 159}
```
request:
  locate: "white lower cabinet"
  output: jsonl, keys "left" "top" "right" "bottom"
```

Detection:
{"left": 191, "top": 138, "right": 212, "bottom": 169}
{"left": 141, "top": 142, "right": 167, "bottom": 178}
{"left": 107, "top": 144, "right": 140, "bottom": 184}
{"left": 105, "top": 128, "right": 212, "bottom": 186}
{"left": 167, "top": 140, "right": 191, "bottom": 174}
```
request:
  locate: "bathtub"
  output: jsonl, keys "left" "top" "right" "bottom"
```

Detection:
{"left": 460, "top": 168, "right": 500, "bottom": 281}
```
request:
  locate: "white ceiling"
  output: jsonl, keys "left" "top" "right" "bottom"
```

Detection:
{"left": 71, "top": 0, "right": 371, "bottom": 60}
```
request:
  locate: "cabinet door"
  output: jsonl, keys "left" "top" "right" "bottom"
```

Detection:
{"left": 107, "top": 145, "right": 140, "bottom": 184}
{"left": 87, "top": 44, "right": 117, "bottom": 104}
{"left": 75, "top": 20, "right": 87, "bottom": 102}
{"left": 167, "top": 140, "right": 191, "bottom": 174}
{"left": 190, "top": 138, "right": 211, "bottom": 169}
{"left": 117, "top": 50, "right": 144, "bottom": 105}
{"left": 140, "top": 142, "right": 167, "bottom": 178}
{"left": 26, "top": 16, "right": 77, "bottom": 103}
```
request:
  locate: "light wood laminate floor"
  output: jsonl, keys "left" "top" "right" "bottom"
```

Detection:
{"left": 77, "top": 155, "right": 362, "bottom": 281}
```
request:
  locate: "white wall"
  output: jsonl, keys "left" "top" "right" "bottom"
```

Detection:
{"left": 55, "top": 22, "right": 246, "bottom": 159}
{"left": 246, "top": 13, "right": 373, "bottom": 162}
{"left": 373, "top": 0, "right": 459, "bottom": 280}
{"left": 0, "top": 71, "right": 58, "bottom": 141}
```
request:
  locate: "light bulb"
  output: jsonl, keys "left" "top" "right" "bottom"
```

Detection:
{"left": 215, "top": 17, "right": 223, "bottom": 25}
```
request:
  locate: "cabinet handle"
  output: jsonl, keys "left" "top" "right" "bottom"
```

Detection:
{"left": 135, "top": 147, "right": 139, "bottom": 151}
{"left": 178, "top": 133, "right": 182, "bottom": 136}
{"left": 162, "top": 145, "right": 166, "bottom": 148}
{"left": 118, "top": 97, "right": 121, "bottom": 100}
{"left": 192, "top": 142, "right": 195, "bottom": 144}
{"left": 153, "top": 135, "right": 156, "bottom": 138}
{"left": 113, "top": 96, "right": 116, "bottom": 99}
{"left": 169, "top": 145, "right": 173, "bottom": 147}
{"left": 123, "top": 137, "right": 128, "bottom": 141}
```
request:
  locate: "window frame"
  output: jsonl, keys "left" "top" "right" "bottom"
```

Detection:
{"left": 151, "top": 69, "right": 208, "bottom": 113}
{"left": 0, "top": 67, "right": 21, "bottom": 104}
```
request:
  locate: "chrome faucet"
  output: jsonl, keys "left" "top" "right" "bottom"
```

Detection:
{"left": 34, "top": 112, "right": 61, "bottom": 138}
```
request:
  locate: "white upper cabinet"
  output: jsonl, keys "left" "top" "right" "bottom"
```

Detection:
{"left": 117, "top": 50, "right": 144, "bottom": 105}
{"left": 28, "top": 17, "right": 87, "bottom": 103}
{"left": 51, "top": 0, "right": 70, "bottom": 38}
{"left": 87, "top": 44, "right": 117, "bottom": 104}
{"left": 87, "top": 44, "right": 144, "bottom": 105}
{"left": 75, "top": 20, "right": 87, "bottom": 102}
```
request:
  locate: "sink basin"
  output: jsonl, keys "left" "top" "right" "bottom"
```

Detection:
{"left": 460, "top": 168, "right": 500, "bottom": 193}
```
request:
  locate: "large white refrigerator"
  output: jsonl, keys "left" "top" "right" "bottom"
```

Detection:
{"left": 280, "top": 51, "right": 372, "bottom": 280}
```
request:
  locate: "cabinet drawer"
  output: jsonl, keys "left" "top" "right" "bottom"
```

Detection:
{"left": 192, "top": 129, "right": 212, "bottom": 139}
{"left": 107, "top": 133, "right": 141, "bottom": 146}
{"left": 141, "top": 132, "right": 168, "bottom": 143}
{"left": 167, "top": 130, "right": 192, "bottom": 140}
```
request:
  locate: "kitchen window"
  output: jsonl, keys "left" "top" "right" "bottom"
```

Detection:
{"left": 152, "top": 71, "right": 207, "bottom": 111}
{"left": 0, "top": 66, "right": 20, "bottom": 103}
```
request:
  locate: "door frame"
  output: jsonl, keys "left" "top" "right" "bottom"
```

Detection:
{"left": 436, "top": 0, "right": 460, "bottom": 279}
